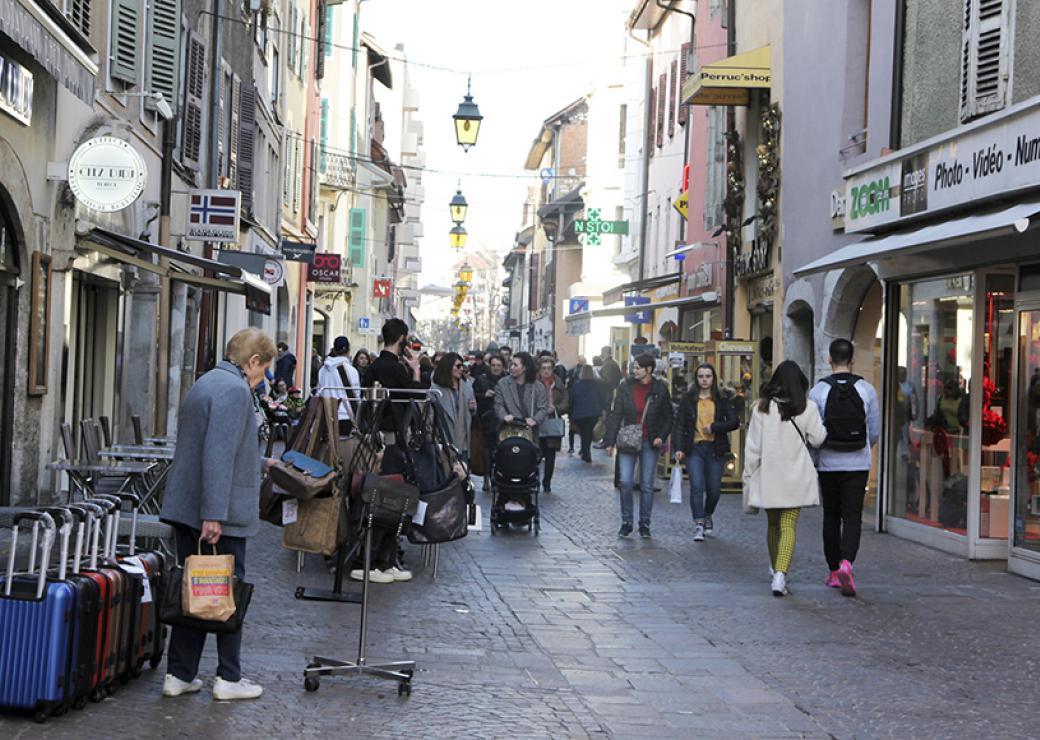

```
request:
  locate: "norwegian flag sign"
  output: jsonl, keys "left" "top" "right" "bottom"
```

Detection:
{"left": 372, "top": 278, "right": 392, "bottom": 299}
{"left": 186, "top": 189, "right": 240, "bottom": 243}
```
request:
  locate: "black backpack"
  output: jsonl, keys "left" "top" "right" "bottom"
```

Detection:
{"left": 821, "top": 374, "right": 867, "bottom": 451}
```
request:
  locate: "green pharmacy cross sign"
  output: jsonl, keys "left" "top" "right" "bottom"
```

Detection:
{"left": 574, "top": 209, "right": 629, "bottom": 245}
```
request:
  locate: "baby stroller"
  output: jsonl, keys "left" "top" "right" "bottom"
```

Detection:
{"left": 489, "top": 425, "right": 543, "bottom": 534}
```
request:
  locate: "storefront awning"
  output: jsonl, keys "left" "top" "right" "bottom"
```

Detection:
{"left": 603, "top": 272, "right": 682, "bottom": 305}
{"left": 80, "top": 228, "right": 271, "bottom": 314}
{"left": 360, "top": 32, "right": 392, "bottom": 89}
{"left": 681, "top": 45, "right": 771, "bottom": 107}
{"left": 793, "top": 200, "right": 1040, "bottom": 277}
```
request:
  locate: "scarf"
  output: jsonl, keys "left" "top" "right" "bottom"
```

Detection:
{"left": 540, "top": 376, "right": 555, "bottom": 414}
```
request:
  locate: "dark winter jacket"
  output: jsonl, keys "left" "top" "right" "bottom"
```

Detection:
{"left": 672, "top": 391, "right": 740, "bottom": 458}
{"left": 604, "top": 377, "right": 673, "bottom": 448}
{"left": 569, "top": 379, "right": 604, "bottom": 421}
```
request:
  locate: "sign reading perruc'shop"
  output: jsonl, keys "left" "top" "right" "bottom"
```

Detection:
{"left": 574, "top": 208, "right": 629, "bottom": 245}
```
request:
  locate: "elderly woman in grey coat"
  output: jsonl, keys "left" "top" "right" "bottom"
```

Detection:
{"left": 430, "top": 352, "right": 477, "bottom": 456}
{"left": 494, "top": 351, "right": 549, "bottom": 435}
{"left": 160, "top": 327, "right": 277, "bottom": 702}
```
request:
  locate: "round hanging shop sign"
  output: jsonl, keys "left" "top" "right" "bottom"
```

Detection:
{"left": 67, "top": 136, "right": 147, "bottom": 212}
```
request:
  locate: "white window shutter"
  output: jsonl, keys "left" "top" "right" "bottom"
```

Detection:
{"left": 293, "top": 136, "right": 303, "bottom": 213}
{"left": 145, "top": 0, "right": 181, "bottom": 112}
{"left": 110, "top": 0, "right": 142, "bottom": 84}
{"left": 960, "top": 0, "right": 1010, "bottom": 122}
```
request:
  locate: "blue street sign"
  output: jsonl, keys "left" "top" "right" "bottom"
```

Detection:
{"left": 569, "top": 297, "right": 589, "bottom": 315}
{"left": 624, "top": 295, "right": 651, "bottom": 324}
{"left": 358, "top": 317, "right": 370, "bottom": 330}
{"left": 540, "top": 167, "right": 553, "bottom": 185}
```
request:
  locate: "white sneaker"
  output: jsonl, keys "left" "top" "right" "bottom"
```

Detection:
{"left": 350, "top": 568, "right": 394, "bottom": 584}
{"left": 163, "top": 674, "right": 203, "bottom": 697}
{"left": 771, "top": 571, "right": 788, "bottom": 597}
{"left": 212, "top": 676, "right": 263, "bottom": 701}
{"left": 692, "top": 524, "right": 705, "bottom": 542}
{"left": 386, "top": 566, "right": 413, "bottom": 582}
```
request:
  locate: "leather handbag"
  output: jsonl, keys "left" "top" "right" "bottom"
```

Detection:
{"left": 268, "top": 451, "right": 336, "bottom": 500}
{"left": 538, "top": 415, "right": 565, "bottom": 439}
{"left": 616, "top": 395, "right": 651, "bottom": 454}
{"left": 360, "top": 474, "right": 419, "bottom": 534}
{"left": 159, "top": 569, "right": 254, "bottom": 635}
{"left": 407, "top": 474, "right": 470, "bottom": 545}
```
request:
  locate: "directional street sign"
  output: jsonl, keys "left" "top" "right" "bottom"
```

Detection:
{"left": 573, "top": 208, "right": 629, "bottom": 246}
{"left": 673, "top": 190, "right": 689, "bottom": 220}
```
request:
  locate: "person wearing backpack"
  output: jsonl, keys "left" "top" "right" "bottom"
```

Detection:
{"left": 809, "top": 339, "right": 881, "bottom": 597}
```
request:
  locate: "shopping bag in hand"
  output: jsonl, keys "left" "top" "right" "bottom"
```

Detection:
{"left": 668, "top": 465, "right": 683, "bottom": 504}
{"left": 182, "top": 541, "right": 236, "bottom": 622}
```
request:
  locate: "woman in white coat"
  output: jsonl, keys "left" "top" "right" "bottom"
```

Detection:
{"left": 743, "top": 360, "right": 827, "bottom": 596}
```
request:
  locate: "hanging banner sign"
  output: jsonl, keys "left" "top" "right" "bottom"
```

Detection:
{"left": 67, "top": 136, "right": 147, "bottom": 212}
{"left": 307, "top": 253, "right": 341, "bottom": 282}
{"left": 372, "top": 277, "right": 392, "bottom": 299}
{"left": 281, "top": 239, "right": 317, "bottom": 263}
{"left": 187, "top": 189, "right": 240, "bottom": 242}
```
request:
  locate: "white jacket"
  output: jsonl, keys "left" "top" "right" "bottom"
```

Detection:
{"left": 317, "top": 356, "right": 360, "bottom": 421}
{"left": 743, "top": 399, "right": 827, "bottom": 509}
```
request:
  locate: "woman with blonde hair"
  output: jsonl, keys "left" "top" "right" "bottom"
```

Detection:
{"left": 160, "top": 327, "right": 277, "bottom": 700}
{"left": 743, "top": 360, "right": 827, "bottom": 597}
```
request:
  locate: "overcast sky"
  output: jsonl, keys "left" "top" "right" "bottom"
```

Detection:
{"left": 363, "top": 0, "right": 630, "bottom": 287}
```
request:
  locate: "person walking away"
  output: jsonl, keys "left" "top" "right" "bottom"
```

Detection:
{"left": 673, "top": 364, "right": 740, "bottom": 541}
{"left": 809, "top": 338, "right": 881, "bottom": 597}
{"left": 743, "top": 360, "right": 827, "bottom": 596}
{"left": 431, "top": 352, "right": 476, "bottom": 458}
{"left": 274, "top": 341, "right": 296, "bottom": 387}
{"left": 473, "top": 355, "right": 506, "bottom": 483}
{"left": 494, "top": 352, "right": 548, "bottom": 511}
{"left": 566, "top": 356, "right": 586, "bottom": 453}
{"left": 317, "top": 336, "right": 360, "bottom": 436}
{"left": 604, "top": 353, "right": 673, "bottom": 538}
{"left": 569, "top": 365, "right": 604, "bottom": 462}
{"left": 160, "top": 327, "right": 277, "bottom": 700}
{"left": 537, "top": 356, "right": 568, "bottom": 493}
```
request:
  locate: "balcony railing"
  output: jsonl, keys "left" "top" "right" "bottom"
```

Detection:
{"left": 320, "top": 151, "right": 353, "bottom": 189}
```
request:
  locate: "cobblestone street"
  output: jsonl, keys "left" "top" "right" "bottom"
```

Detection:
{"left": 5, "top": 448, "right": 1040, "bottom": 739}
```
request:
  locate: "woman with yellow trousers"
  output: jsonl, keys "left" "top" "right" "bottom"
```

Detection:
{"left": 742, "top": 360, "right": 827, "bottom": 596}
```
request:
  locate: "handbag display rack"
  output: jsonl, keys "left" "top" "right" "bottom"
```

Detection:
{"left": 298, "top": 385, "right": 439, "bottom": 698}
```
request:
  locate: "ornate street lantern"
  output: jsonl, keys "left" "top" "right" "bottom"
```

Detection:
{"left": 449, "top": 188, "right": 468, "bottom": 225}
{"left": 453, "top": 76, "right": 483, "bottom": 152}
{"left": 449, "top": 225, "right": 468, "bottom": 250}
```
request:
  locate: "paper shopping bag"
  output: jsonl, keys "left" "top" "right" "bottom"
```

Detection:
{"left": 182, "top": 542, "right": 236, "bottom": 622}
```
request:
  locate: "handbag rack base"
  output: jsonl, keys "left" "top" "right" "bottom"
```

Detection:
{"left": 302, "top": 505, "right": 415, "bottom": 696}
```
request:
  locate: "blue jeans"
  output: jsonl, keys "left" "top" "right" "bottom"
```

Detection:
{"left": 618, "top": 440, "right": 660, "bottom": 526}
{"left": 686, "top": 442, "right": 724, "bottom": 521}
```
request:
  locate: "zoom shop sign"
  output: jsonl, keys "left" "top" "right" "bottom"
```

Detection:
{"left": 844, "top": 101, "right": 1040, "bottom": 233}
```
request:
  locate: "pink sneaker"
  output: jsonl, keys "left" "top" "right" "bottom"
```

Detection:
{"left": 825, "top": 571, "right": 841, "bottom": 588}
{"left": 837, "top": 559, "right": 856, "bottom": 597}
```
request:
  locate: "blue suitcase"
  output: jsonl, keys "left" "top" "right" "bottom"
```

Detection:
{"left": 0, "top": 512, "right": 76, "bottom": 722}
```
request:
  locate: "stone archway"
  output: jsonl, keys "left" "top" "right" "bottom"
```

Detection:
{"left": 783, "top": 277, "right": 817, "bottom": 381}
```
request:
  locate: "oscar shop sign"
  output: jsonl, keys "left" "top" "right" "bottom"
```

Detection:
{"left": 845, "top": 101, "right": 1040, "bottom": 233}
{"left": 68, "top": 136, "right": 147, "bottom": 212}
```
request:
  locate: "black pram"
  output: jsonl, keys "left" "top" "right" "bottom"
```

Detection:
{"left": 488, "top": 427, "right": 542, "bottom": 534}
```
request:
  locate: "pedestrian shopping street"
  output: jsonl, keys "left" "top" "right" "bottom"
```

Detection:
{"left": 4, "top": 448, "right": 1038, "bottom": 740}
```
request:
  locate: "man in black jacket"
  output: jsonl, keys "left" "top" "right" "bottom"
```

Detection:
{"left": 365, "top": 318, "right": 422, "bottom": 435}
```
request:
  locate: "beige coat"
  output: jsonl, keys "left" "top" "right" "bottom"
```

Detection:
{"left": 742, "top": 399, "right": 827, "bottom": 510}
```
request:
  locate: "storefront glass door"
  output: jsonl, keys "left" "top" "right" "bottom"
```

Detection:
{"left": 1013, "top": 307, "right": 1040, "bottom": 555}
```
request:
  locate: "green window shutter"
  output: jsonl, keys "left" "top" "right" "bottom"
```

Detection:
{"left": 110, "top": 0, "right": 142, "bottom": 84}
{"left": 288, "top": 5, "right": 297, "bottom": 72}
{"left": 324, "top": 4, "right": 333, "bottom": 55}
{"left": 348, "top": 208, "right": 366, "bottom": 268}
{"left": 320, "top": 98, "right": 329, "bottom": 173}
{"left": 145, "top": 0, "right": 181, "bottom": 113}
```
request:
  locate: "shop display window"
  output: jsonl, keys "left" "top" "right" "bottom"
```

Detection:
{"left": 978, "top": 275, "right": 1013, "bottom": 540}
{"left": 888, "top": 275, "right": 974, "bottom": 533}
{"left": 1015, "top": 309, "right": 1040, "bottom": 551}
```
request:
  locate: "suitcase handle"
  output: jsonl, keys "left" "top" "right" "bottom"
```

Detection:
{"left": 65, "top": 505, "right": 91, "bottom": 575}
{"left": 38, "top": 508, "right": 74, "bottom": 581}
{"left": 112, "top": 492, "right": 141, "bottom": 555}
{"left": 6, "top": 512, "right": 55, "bottom": 599}
{"left": 73, "top": 502, "right": 105, "bottom": 571}
{"left": 91, "top": 495, "right": 121, "bottom": 560}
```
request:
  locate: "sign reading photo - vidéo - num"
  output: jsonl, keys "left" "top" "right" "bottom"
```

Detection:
{"left": 845, "top": 102, "right": 1040, "bottom": 233}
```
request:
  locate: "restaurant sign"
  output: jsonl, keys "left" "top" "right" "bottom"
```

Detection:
{"left": 67, "top": 137, "right": 147, "bottom": 213}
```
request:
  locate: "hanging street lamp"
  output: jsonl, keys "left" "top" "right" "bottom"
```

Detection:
{"left": 453, "top": 76, "right": 483, "bottom": 152}
{"left": 449, "top": 225, "right": 468, "bottom": 250}
{"left": 449, "top": 187, "right": 469, "bottom": 225}
{"left": 458, "top": 264, "right": 474, "bottom": 285}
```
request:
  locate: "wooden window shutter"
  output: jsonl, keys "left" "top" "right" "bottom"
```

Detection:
{"left": 110, "top": 0, "right": 142, "bottom": 84}
{"left": 288, "top": 5, "right": 297, "bottom": 72}
{"left": 348, "top": 207, "right": 366, "bottom": 267}
{"left": 216, "top": 70, "right": 227, "bottom": 176}
{"left": 293, "top": 136, "right": 303, "bottom": 213}
{"left": 228, "top": 76, "right": 240, "bottom": 184}
{"left": 308, "top": 138, "right": 318, "bottom": 223}
{"left": 301, "top": 17, "right": 308, "bottom": 78}
{"left": 145, "top": 0, "right": 181, "bottom": 113}
{"left": 668, "top": 60, "right": 677, "bottom": 138}
{"left": 678, "top": 43, "right": 691, "bottom": 126}
{"left": 647, "top": 85, "right": 657, "bottom": 158}
{"left": 324, "top": 3, "right": 333, "bottom": 55}
{"left": 320, "top": 98, "right": 329, "bottom": 172}
{"left": 237, "top": 83, "right": 257, "bottom": 213}
{"left": 64, "top": 0, "right": 91, "bottom": 37}
{"left": 657, "top": 74, "right": 666, "bottom": 148}
{"left": 282, "top": 133, "right": 292, "bottom": 206}
{"left": 315, "top": 1, "right": 326, "bottom": 80}
{"left": 960, "top": 0, "right": 1010, "bottom": 122}
{"left": 180, "top": 33, "right": 205, "bottom": 167}
{"left": 618, "top": 103, "right": 627, "bottom": 169}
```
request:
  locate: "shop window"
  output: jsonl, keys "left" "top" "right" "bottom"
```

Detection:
{"left": 888, "top": 275, "right": 974, "bottom": 533}
{"left": 977, "top": 274, "right": 1013, "bottom": 540}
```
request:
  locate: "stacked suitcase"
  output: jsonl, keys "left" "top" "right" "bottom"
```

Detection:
{"left": 0, "top": 493, "right": 167, "bottom": 723}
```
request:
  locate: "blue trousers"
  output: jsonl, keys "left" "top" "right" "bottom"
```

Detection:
{"left": 167, "top": 524, "right": 247, "bottom": 683}
{"left": 618, "top": 440, "right": 660, "bottom": 527}
{"left": 686, "top": 442, "right": 724, "bottom": 521}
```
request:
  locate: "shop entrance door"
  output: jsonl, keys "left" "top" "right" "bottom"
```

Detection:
{"left": 1010, "top": 303, "right": 1040, "bottom": 579}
